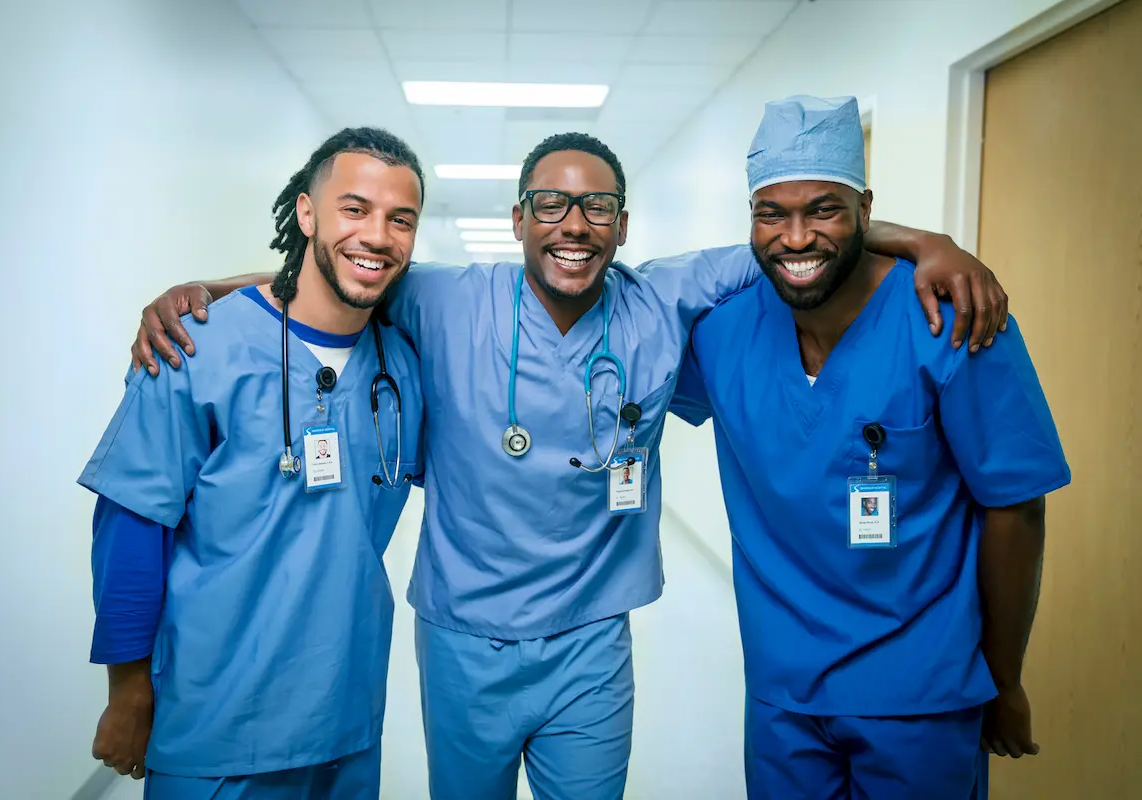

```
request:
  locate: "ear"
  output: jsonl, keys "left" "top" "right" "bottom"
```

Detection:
{"left": 858, "top": 189, "right": 873, "bottom": 233}
{"left": 511, "top": 204, "right": 524, "bottom": 241}
{"left": 296, "top": 193, "right": 316, "bottom": 238}
{"left": 616, "top": 208, "right": 629, "bottom": 247}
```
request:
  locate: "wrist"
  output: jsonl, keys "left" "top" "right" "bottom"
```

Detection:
{"left": 915, "top": 231, "right": 954, "bottom": 261}
{"left": 107, "top": 658, "right": 153, "bottom": 703}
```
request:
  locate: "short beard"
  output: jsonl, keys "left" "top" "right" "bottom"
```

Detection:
{"left": 754, "top": 226, "right": 865, "bottom": 311}
{"left": 313, "top": 230, "right": 385, "bottom": 310}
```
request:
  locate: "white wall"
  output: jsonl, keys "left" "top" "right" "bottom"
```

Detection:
{"left": 622, "top": 0, "right": 1066, "bottom": 568}
{"left": 0, "top": 2, "right": 328, "bottom": 796}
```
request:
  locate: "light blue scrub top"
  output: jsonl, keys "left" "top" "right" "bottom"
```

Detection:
{"left": 77, "top": 291, "right": 424, "bottom": 777}
{"left": 671, "top": 260, "right": 1071, "bottom": 717}
{"left": 386, "top": 245, "right": 758, "bottom": 640}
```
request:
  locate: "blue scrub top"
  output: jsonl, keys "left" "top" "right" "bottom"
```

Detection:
{"left": 671, "top": 260, "right": 1071, "bottom": 717}
{"left": 77, "top": 290, "right": 424, "bottom": 776}
{"left": 385, "top": 246, "right": 759, "bottom": 640}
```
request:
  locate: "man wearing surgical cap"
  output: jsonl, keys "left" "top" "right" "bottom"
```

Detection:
{"left": 671, "top": 95, "right": 1071, "bottom": 799}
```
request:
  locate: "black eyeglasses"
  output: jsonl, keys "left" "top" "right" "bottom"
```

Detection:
{"left": 520, "top": 190, "right": 625, "bottom": 226}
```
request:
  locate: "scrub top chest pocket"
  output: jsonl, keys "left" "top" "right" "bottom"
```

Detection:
{"left": 847, "top": 415, "right": 947, "bottom": 548}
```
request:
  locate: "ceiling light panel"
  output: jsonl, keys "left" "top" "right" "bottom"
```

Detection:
{"left": 456, "top": 218, "right": 514, "bottom": 230}
{"left": 464, "top": 242, "right": 524, "bottom": 254}
{"left": 434, "top": 165, "right": 521, "bottom": 180}
{"left": 460, "top": 231, "right": 518, "bottom": 243}
{"left": 403, "top": 81, "right": 609, "bottom": 108}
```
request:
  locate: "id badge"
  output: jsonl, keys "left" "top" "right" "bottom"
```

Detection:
{"left": 304, "top": 420, "right": 344, "bottom": 493}
{"left": 847, "top": 476, "right": 897, "bottom": 548}
{"left": 608, "top": 447, "right": 648, "bottom": 516}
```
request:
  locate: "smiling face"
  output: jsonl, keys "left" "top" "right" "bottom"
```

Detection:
{"left": 512, "top": 149, "right": 628, "bottom": 305}
{"left": 749, "top": 180, "right": 872, "bottom": 311}
{"left": 296, "top": 151, "right": 422, "bottom": 310}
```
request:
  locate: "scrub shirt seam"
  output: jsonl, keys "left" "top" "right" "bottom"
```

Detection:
{"left": 146, "top": 726, "right": 382, "bottom": 778}
{"left": 411, "top": 585, "right": 663, "bottom": 641}
{"left": 972, "top": 469, "right": 1072, "bottom": 509}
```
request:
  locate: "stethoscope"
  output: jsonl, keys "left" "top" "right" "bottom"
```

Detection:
{"left": 277, "top": 302, "right": 409, "bottom": 489}
{"left": 502, "top": 268, "right": 642, "bottom": 471}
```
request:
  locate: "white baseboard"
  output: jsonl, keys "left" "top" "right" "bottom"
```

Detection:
{"left": 72, "top": 766, "right": 117, "bottom": 800}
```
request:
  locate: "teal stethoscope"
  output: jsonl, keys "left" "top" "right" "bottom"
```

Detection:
{"left": 502, "top": 268, "right": 642, "bottom": 472}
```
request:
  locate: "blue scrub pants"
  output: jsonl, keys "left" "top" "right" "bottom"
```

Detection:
{"left": 415, "top": 613, "right": 635, "bottom": 800}
{"left": 142, "top": 740, "right": 381, "bottom": 799}
{"left": 744, "top": 698, "right": 988, "bottom": 800}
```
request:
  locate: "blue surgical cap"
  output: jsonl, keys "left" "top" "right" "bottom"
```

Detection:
{"left": 746, "top": 95, "right": 866, "bottom": 197}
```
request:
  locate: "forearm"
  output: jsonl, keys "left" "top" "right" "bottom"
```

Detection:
{"left": 866, "top": 221, "right": 953, "bottom": 263}
{"left": 201, "top": 272, "right": 273, "bottom": 301}
{"left": 107, "top": 658, "right": 153, "bottom": 701}
{"left": 978, "top": 497, "right": 1047, "bottom": 690}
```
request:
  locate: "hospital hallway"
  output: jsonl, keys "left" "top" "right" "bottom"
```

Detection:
{"left": 4, "top": 1, "right": 1141, "bottom": 799}
{"left": 97, "top": 495, "right": 748, "bottom": 800}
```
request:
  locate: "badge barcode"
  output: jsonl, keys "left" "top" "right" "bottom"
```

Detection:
{"left": 616, "top": 500, "right": 637, "bottom": 507}
{"left": 314, "top": 474, "right": 336, "bottom": 483}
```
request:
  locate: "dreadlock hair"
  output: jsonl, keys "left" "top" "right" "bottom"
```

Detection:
{"left": 269, "top": 127, "right": 425, "bottom": 304}
{"left": 517, "top": 132, "right": 627, "bottom": 200}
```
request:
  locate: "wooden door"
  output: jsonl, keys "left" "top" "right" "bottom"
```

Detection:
{"left": 977, "top": 0, "right": 1142, "bottom": 796}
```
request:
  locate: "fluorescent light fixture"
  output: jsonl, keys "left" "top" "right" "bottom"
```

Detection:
{"left": 456, "top": 218, "right": 514, "bottom": 230}
{"left": 403, "top": 81, "right": 609, "bottom": 108}
{"left": 464, "top": 242, "right": 523, "bottom": 254}
{"left": 460, "top": 231, "right": 518, "bottom": 243}
{"left": 435, "top": 164, "right": 521, "bottom": 180}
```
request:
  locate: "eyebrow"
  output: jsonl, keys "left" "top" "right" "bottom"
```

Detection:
{"left": 338, "top": 194, "right": 420, "bottom": 217}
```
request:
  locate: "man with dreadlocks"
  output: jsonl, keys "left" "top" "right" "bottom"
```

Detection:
{"left": 76, "top": 127, "right": 425, "bottom": 798}
{"left": 127, "top": 130, "right": 1008, "bottom": 799}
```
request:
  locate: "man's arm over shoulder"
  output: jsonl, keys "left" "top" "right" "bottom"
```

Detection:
{"left": 669, "top": 333, "right": 715, "bottom": 427}
{"left": 383, "top": 261, "right": 470, "bottom": 347}
{"left": 637, "top": 245, "right": 760, "bottom": 330}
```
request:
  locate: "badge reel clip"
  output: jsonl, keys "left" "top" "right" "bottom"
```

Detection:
{"left": 606, "top": 402, "right": 649, "bottom": 516}
{"left": 846, "top": 422, "right": 897, "bottom": 548}
{"left": 303, "top": 366, "right": 346, "bottom": 494}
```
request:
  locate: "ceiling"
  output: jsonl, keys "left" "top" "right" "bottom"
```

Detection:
{"left": 233, "top": 0, "right": 798, "bottom": 263}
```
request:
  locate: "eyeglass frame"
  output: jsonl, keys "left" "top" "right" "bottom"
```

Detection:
{"left": 518, "top": 189, "right": 626, "bottom": 226}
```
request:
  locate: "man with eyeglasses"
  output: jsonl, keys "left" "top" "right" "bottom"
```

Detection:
{"left": 125, "top": 132, "right": 1008, "bottom": 799}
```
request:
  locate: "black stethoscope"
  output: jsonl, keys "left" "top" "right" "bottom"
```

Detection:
{"left": 277, "top": 302, "right": 410, "bottom": 488}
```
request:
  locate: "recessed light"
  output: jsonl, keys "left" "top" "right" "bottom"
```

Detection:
{"left": 456, "top": 218, "right": 514, "bottom": 230}
{"left": 460, "top": 231, "right": 518, "bottom": 243}
{"left": 435, "top": 165, "right": 520, "bottom": 180}
{"left": 403, "top": 81, "right": 609, "bottom": 108}
{"left": 464, "top": 242, "right": 523, "bottom": 254}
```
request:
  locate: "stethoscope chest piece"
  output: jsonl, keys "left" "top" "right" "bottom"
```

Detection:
{"left": 279, "top": 452, "right": 301, "bottom": 478}
{"left": 502, "top": 424, "right": 532, "bottom": 457}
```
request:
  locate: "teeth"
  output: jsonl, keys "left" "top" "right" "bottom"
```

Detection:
{"left": 781, "top": 259, "right": 823, "bottom": 277}
{"left": 551, "top": 250, "right": 593, "bottom": 264}
{"left": 351, "top": 256, "right": 383, "bottom": 271}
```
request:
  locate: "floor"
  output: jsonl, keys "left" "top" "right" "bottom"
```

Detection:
{"left": 102, "top": 494, "right": 747, "bottom": 800}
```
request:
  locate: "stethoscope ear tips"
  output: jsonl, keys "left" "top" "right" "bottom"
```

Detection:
{"left": 569, "top": 458, "right": 582, "bottom": 468}
{"left": 371, "top": 474, "right": 382, "bottom": 485}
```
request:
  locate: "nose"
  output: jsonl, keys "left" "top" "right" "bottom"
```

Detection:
{"left": 559, "top": 201, "right": 590, "bottom": 238}
{"left": 361, "top": 213, "right": 394, "bottom": 251}
{"left": 780, "top": 216, "right": 815, "bottom": 252}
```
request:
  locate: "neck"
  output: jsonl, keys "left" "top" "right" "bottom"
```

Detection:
{"left": 271, "top": 257, "right": 373, "bottom": 335}
{"left": 792, "top": 251, "right": 893, "bottom": 368}
{"left": 525, "top": 268, "right": 604, "bottom": 336}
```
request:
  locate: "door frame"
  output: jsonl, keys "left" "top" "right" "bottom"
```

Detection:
{"left": 943, "top": 0, "right": 1121, "bottom": 255}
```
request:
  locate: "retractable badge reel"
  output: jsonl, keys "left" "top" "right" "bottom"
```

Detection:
{"left": 847, "top": 423, "right": 897, "bottom": 548}
{"left": 608, "top": 402, "right": 648, "bottom": 516}
{"left": 303, "top": 367, "right": 346, "bottom": 493}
